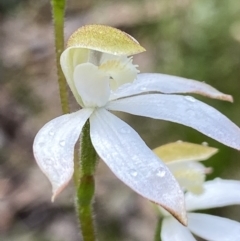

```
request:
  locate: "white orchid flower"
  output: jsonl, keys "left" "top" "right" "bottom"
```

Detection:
{"left": 33, "top": 25, "right": 240, "bottom": 224}
{"left": 153, "top": 141, "right": 217, "bottom": 194}
{"left": 160, "top": 179, "right": 240, "bottom": 241}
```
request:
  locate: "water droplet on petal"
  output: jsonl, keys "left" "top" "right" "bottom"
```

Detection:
{"left": 45, "top": 158, "right": 52, "bottom": 165}
{"left": 140, "top": 86, "right": 147, "bottom": 91}
{"left": 178, "top": 188, "right": 183, "bottom": 194}
{"left": 156, "top": 168, "right": 166, "bottom": 177}
{"left": 184, "top": 96, "right": 196, "bottom": 103}
{"left": 186, "top": 108, "right": 195, "bottom": 116}
{"left": 201, "top": 141, "right": 208, "bottom": 146}
{"left": 214, "top": 177, "right": 222, "bottom": 182}
{"left": 119, "top": 126, "right": 131, "bottom": 134}
{"left": 49, "top": 131, "right": 55, "bottom": 136}
{"left": 39, "top": 142, "right": 44, "bottom": 147}
{"left": 59, "top": 140, "right": 65, "bottom": 147}
{"left": 130, "top": 169, "right": 138, "bottom": 177}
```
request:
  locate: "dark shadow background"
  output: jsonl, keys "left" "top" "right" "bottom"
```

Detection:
{"left": 0, "top": 0, "right": 240, "bottom": 240}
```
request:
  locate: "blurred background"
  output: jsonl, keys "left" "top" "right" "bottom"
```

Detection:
{"left": 0, "top": 0, "right": 240, "bottom": 240}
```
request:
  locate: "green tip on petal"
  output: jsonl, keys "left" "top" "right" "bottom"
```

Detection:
{"left": 67, "top": 24, "right": 146, "bottom": 55}
{"left": 153, "top": 141, "right": 218, "bottom": 163}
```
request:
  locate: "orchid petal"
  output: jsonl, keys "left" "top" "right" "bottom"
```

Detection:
{"left": 153, "top": 141, "right": 218, "bottom": 163}
{"left": 60, "top": 48, "right": 89, "bottom": 105}
{"left": 90, "top": 108, "right": 187, "bottom": 224}
{"left": 107, "top": 94, "right": 240, "bottom": 150}
{"left": 33, "top": 108, "right": 93, "bottom": 200}
{"left": 74, "top": 63, "right": 110, "bottom": 107}
{"left": 161, "top": 217, "right": 196, "bottom": 241}
{"left": 110, "top": 73, "right": 233, "bottom": 102}
{"left": 185, "top": 179, "right": 240, "bottom": 211}
{"left": 188, "top": 213, "right": 240, "bottom": 241}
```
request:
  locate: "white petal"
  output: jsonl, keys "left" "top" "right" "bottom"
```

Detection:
{"left": 106, "top": 94, "right": 240, "bottom": 150}
{"left": 60, "top": 47, "right": 89, "bottom": 105}
{"left": 186, "top": 179, "right": 240, "bottom": 211}
{"left": 110, "top": 73, "right": 233, "bottom": 102}
{"left": 74, "top": 63, "right": 110, "bottom": 107}
{"left": 90, "top": 108, "right": 187, "bottom": 224}
{"left": 188, "top": 213, "right": 240, "bottom": 241}
{"left": 33, "top": 108, "right": 93, "bottom": 200}
{"left": 161, "top": 217, "right": 197, "bottom": 241}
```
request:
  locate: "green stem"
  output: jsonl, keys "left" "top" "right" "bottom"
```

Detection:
{"left": 76, "top": 120, "right": 98, "bottom": 241}
{"left": 51, "top": 0, "right": 70, "bottom": 114}
{"left": 154, "top": 217, "right": 162, "bottom": 241}
{"left": 51, "top": 0, "right": 96, "bottom": 239}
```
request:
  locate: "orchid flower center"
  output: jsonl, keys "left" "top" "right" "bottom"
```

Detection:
{"left": 167, "top": 161, "right": 211, "bottom": 194}
{"left": 73, "top": 49, "right": 139, "bottom": 108}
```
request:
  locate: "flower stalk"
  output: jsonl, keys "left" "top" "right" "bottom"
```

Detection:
{"left": 51, "top": 0, "right": 70, "bottom": 114}
{"left": 51, "top": 1, "right": 97, "bottom": 239}
{"left": 76, "top": 120, "right": 98, "bottom": 241}
{"left": 154, "top": 217, "right": 162, "bottom": 241}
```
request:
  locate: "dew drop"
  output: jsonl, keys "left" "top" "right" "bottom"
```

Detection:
{"left": 214, "top": 177, "right": 222, "bottom": 182}
{"left": 140, "top": 86, "right": 147, "bottom": 91}
{"left": 180, "top": 187, "right": 185, "bottom": 193}
{"left": 119, "top": 126, "right": 130, "bottom": 134}
{"left": 49, "top": 131, "right": 55, "bottom": 136}
{"left": 201, "top": 141, "right": 208, "bottom": 146}
{"left": 45, "top": 158, "right": 52, "bottom": 165}
{"left": 59, "top": 140, "right": 65, "bottom": 147}
{"left": 156, "top": 168, "right": 166, "bottom": 177}
{"left": 186, "top": 108, "right": 195, "bottom": 116}
{"left": 184, "top": 96, "right": 196, "bottom": 103}
{"left": 130, "top": 169, "right": 138, "bottom": 177}
{"left": 38, "top": 142, "right": 44, "bottom": 147}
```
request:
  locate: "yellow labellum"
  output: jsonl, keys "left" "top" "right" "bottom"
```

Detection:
{"left": 67, "top": 24, "right": 146, "bottom": 56}
{"left": 153, "top": 141, "right": 218, "bottom": 163}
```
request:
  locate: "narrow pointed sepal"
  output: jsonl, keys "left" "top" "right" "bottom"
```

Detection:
{"left": 110, "top": 73, "right": 233, "bottom": 102}
{"left": 90, "top": 108, "right": 187, "bottom": 224}
{"left": 107, "top": 94, "right": 240, "bottom": 150}
{"left": 33, "top": 109, "right": 93, "bottom": 200}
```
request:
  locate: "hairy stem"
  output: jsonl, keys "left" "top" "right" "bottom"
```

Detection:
{"left": 51, "top": 0, "right": 69, "bottom": 114}
{"left": 154, "top": 217, "right": 162, "bottom": 241}
{"left": 76, "top": 120, "right": 98, "bottom": 241}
